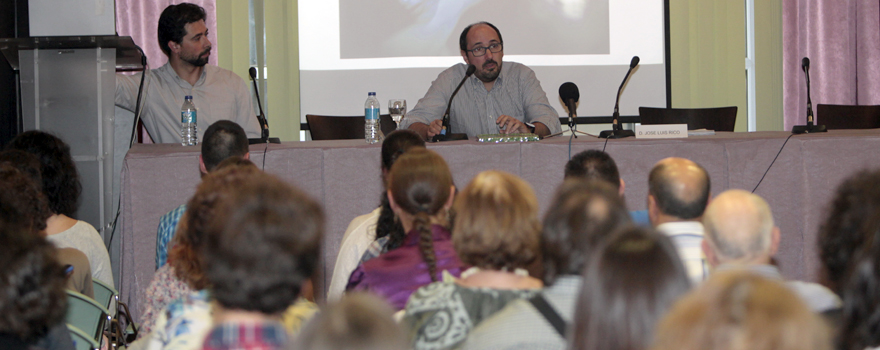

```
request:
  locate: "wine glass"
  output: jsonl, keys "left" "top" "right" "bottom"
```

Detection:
{"left": 388, "top": 99, "right": 407, "bottom": 130}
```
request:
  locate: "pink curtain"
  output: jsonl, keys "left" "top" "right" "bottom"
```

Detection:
{"left": 782, "top": 0, "right": 880, "bottom": 130}
{"left": 115, "top": 0, "right": 219, "bottom": 69}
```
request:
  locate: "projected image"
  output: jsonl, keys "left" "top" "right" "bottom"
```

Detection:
{"left": 339, "top": 0, "right": 610, "bottom": 59}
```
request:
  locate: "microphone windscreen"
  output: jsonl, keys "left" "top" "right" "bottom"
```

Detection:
{"left": 465, "top": 64, "right": 477, "bottom": 76}
{"left": 802, "top": 57, "right": 810, "bottom": 70}
{"left": 249, "top": 67, "right": 258, "bottom": 79}
{"left": 559, "top": 82, "right": 580, "bottom": 102}
{"left": 630, "top": 56, "right": 640, "bottom": 68}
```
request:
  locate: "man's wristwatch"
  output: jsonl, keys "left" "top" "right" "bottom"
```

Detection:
{"left": 525, "top": 122, "right": 536, "bottom": 134}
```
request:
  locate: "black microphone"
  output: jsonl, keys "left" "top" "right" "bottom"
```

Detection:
{"left": 559, "top": 82, "right": 579, "bottom": 128}
{"left": 433, "top": 64, "right": 475, "bottom": 142}
{"left": 599, "top": 56, "right": 639, "bottom": 138}
{"left": 247, "top": 67, "right": 280, "bottom": 144}
{"left": 792, "top": 56, "right": 826, "bottom": 134}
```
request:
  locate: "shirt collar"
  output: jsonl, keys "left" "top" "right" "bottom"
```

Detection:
{"left": 159, "top": 62, "right": 208, "bottom": 89}
{"left": 656, "top": 221, "right": 705, "bottom": 236}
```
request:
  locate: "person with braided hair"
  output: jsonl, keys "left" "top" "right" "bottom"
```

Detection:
{"left": 345, "top": 148, "right": 465, "bottom": 310}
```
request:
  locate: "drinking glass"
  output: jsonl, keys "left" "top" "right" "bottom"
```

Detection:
{"left": 388, "top": 99, "right": 407, "bottom": 130}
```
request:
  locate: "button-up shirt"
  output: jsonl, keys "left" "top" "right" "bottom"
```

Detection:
{"left": 401, "top": 62, "right": 562, "bottom": 137}
{"left": 116, "top": 62, "right": 260, "bottom": 144}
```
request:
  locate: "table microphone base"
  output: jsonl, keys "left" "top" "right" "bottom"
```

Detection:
{"left": 248, "top": 137, "right": 281, "bottom": 144}
{"left": 432, "top": 133, "right": 468, "bottom": 142}
{"left": 598, "top": 129, "right": 635, "bottom": 139}
{"left": 791, "top": 124, "right": 827, "bottom": 134}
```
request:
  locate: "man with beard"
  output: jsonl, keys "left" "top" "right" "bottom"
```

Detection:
{"left": 402, "top": 22, "right": 562, "bottom": 140}
{"left": 116, "top": 3, "right": 260, "bottom": 144}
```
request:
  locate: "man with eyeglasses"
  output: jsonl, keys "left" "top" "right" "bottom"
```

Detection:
{"left": 402, "top": 22, "right": 562, "bottom": 140}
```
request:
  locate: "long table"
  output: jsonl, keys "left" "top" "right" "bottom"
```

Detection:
{"left": 119, "top": 129, "right": 880, "bottom": 321}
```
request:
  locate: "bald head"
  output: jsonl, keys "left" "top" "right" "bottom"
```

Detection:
{"left": 702, "top": 190, "right": 776, "bottom": 264}
{"left": 648, "top": 157, "right": 710, "bottom": 221}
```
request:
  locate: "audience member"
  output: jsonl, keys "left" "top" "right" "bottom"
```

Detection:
{"left": 198, "top": 169, "right": 323, "bottom": 350}
{"left": 564, "top": 149, "right": 649, "bottom": 225}
{"left": 155, "top": 120, "right": 250, "bottom": 269}
{"left": 346, "top": 148, "right": 464, "bottom": 309}
{"left": 292, "top": 293, "right": 408, "bottom": 350}
{"left": 569, "top": 226, "right": 691, "bottom": 350}
{"left": 6, "top": 130, "right": 114, "bottom": 288}
{"left": 818, "top": 169, "right": 880, "bottom": 294}
{"left": 0, "top": 225, "right": 73, "bottom": 350}
{"left": 137, "top": 158, "right": 259, "bottom": 337}
{"left": 837, "top": 233, "right": 880, "bottom": 350}
{"left": 0, "top": 159, "right": 94, "bottom": 297}
{"left": 651, "top": 271, "right": 832, "bottom": 350}
{"left": 402, "top": 170, "right": 543, "bottom": 350}
{"left": 702, "top": 189, "right": 840, "bottom": 312}
{"left": 647, "top": 157, "right": 711, "bottom": 283}
{"left": 462, "top": 179, "right": 631, "bottom": 349}
{"left": 328, "top": 130, "right": 426, "bottom": 300}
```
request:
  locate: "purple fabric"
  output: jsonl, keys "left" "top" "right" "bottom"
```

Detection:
{"left": 346, "top": 225, "right": 465, "bottom": 310}
{"left": 782, "top": 0, "right": 880, "bottom": 130}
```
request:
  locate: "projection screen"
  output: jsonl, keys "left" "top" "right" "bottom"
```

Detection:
{"left": 298, "top": 0, "right": 668, "bottom": 124}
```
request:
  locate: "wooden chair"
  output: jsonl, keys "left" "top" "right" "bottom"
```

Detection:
{"left": 817, "top": 104, "right": 880, "bottom": 130}
{"left": 305, "top": 114, "right": 397, "bottom": 140}
{"left": 638, "top": 106, "right": 738, "bottom": 131}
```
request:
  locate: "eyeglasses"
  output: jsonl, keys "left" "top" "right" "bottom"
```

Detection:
{"left": 466, "top": 42, "right": 503, "bottom": 57}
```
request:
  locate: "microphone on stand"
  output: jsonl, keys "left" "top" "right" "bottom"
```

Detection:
{"left": 248, "top": 67, "right": 280, "bottom": 144}
{"left": 599, "top": 56, "right": 639, "bottom": 139}
{"left": 792, "top": 57, "right": 826, "bottom": 134}
{"left": 433, "top": 64, "right": 476, "bottom": 142}
{"left": 544, "top": 82, "right": 590, "bottom": 139}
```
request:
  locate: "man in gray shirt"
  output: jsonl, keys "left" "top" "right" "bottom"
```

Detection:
{"left": 116, "top": 3, "right": 260, "bottom": 144}
{"left": 402, "top": 22, "right": 562, "bottom": 140}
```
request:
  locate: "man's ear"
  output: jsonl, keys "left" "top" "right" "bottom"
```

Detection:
{"left": 702, "top": 239, "right": 719, "bottom": 268}
{"left": 619, "top": 178, "right": 626, "bottom": 197}
{"left": 769, "top": 226, "right": 781, "bottom": 256}
{"left": 168, "top": 40, "right": 181, "bottom": 55}
{"left": 647, "top": 194, "right": 659, "bottom": 225}
{"left": 461, "top": 50, "right": 470, "bottom": 65}
{"left": 198, "top": 155, "right": 207, "bottom": 174}
{"left": 243, "top": 152, "right": 250, "bottom": 160}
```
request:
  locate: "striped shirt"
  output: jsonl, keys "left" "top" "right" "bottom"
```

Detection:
{"left": 401, "top": 62, "right": 562, "bottom": 137}
{"left": 656, "top": 221, "right": 709, "bottom": 284}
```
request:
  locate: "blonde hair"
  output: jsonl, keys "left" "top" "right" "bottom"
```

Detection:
{"left": 651, "top": 270, "right": 832, "bottom": 350}
{"left": 452, "top": 170, "right": 540, "bottom": 270}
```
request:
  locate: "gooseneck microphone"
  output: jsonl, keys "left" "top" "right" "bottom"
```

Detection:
{"left": 247, "top": 67, "right": 280, "bottom": 144}
{"left": 792, "top": 57, "right": 826, "bottom": 134}
{"left": 433, "top": 64, "right": 475, "bottom": 142}
{"left": 599, "top": 56, "right": 639, "bottom": 138}
{"left": 559, "top": 82, "right": 579, "bottom": 128}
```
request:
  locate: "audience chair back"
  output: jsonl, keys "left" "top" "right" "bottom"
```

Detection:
{"left": 91, "top": 279, "right": 117, "bottom": 310}
{"left": 817, "top": 104, "right": 880, "bottom": 130}
{"left": 306, "top": 114, "right": 396, "bottom": 140}
{"left": 66, "top": 290, "right": 110, "bottom": 344}
{"left": 639, "top": 106, "right": 737, "bottom": 131}
{"left": 67, "top": 324, "right": 100, "bottom": 350}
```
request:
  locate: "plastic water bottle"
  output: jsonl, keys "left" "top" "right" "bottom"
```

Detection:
{"left": 180, "top": 95, "right": 198, "bottom": 146}
{"left": 365, "top": 92, "right": 382, "bottom": 144}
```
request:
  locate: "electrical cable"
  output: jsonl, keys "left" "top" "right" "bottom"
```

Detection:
{"left": 752, "top": 133, "right": 793, "bottom": 193}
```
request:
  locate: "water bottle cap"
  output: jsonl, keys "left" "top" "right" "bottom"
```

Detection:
{"left": 185, "top": 95, "right": 193, "bottom": 100}
{"left": 368, "top": 92, "right": 376, "bottom": 96}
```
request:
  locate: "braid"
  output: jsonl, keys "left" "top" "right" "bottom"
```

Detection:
{"left": 414, "top": 211, "right": 438, "bottom": 282}
{"left": 376, "top": 193, "right": 406, "bottom": 250}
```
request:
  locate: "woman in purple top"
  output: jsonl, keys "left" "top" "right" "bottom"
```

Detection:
{"left": 346, "top": 148, "right": 465, "bottom": 310}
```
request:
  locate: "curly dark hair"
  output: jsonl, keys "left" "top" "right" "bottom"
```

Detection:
{"left": 387, "top": 148, "right": 453, "bottom": 282}
{"left": 157, "top": 3, "right": 207, "bottom": 57}
{"left": 376, "top": 130, "right": 426, "bottom": 249}
{"left": 838, "top": 236, "right": 880, "bottom": 350}
{"left": 0, "top": 150, "right": 44, "bottom": 192}
{"left": 0, "top": 229, "right": 67, "bottom": 341}
{"left": 0, "top": 164, "right": 51, "bottom": 234}
{"left": 541, "top": 179, "right": 631, "bottom": 285}
{"left": 818, "top": 169, "right": 880, "bottom": 294}
{"left": 6, "top": 131, "right": 82, "bottom": 217}
{"left": 172, "top": 160, "right": 260, "bottom": 290}
{"left": 201, "top": 171, "right": 323, "bottom": 314}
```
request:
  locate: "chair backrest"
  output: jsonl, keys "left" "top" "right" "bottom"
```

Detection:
{"left": 817, "top": 104, "right": 880, "bottom": 129}
{"left": 66, "top": 290, "right": 110, "bottom": 343}
{"left": 638, "top": 106, "right": 738, "bottom": 131}
{"left": 306, "top": 114, "right": 397, "bottom": 140}
{"left": 67, "top": 324, "right": 99, "bottom": 350}
{"left": 92, "top": 279, "right": 117, "bottom": 310}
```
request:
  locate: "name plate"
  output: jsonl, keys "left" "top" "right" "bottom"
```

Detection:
{"left": 635, "top": 124, "right": 688, "bottom": 139}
